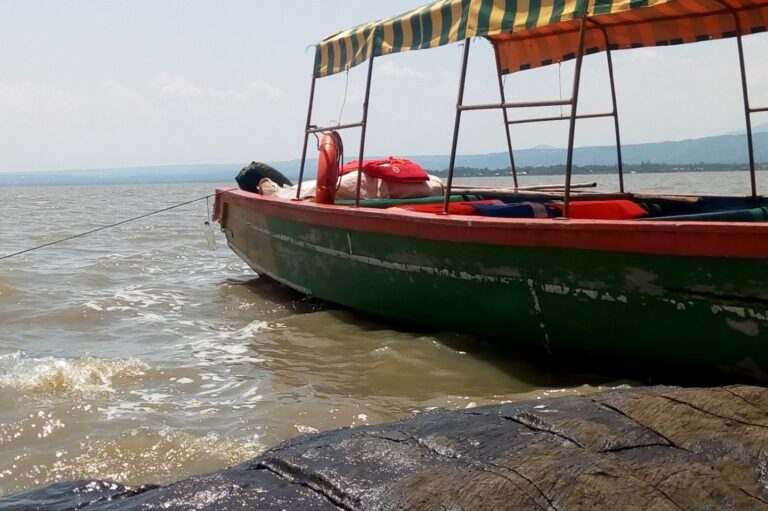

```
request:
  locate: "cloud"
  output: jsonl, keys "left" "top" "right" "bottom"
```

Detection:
{"left": 376, "top": 61, "right": 425, "bottom": 80}
{"left": 149, "top": 73, "right": 287, "bottom": 104}
{"left": 144, "top": 73, "right": 290, "bottom": 125}
{"left": 0, "top": 75, "right": 296, "bottom": 171}
{"left": 2, "top": 31, "right": 767, "bottom": 172}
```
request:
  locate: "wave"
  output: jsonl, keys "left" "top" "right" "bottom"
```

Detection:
{"left": 0, "top": 352, "right": 148, "bottom": 398}
{"left": 53, "top": 427, "right": 263, "bottom": 487}
{"left": 0, "top": 280, "right": 20, "bottom": 300}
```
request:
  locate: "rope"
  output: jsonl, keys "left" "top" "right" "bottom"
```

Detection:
{"left": 0, "top": 191, "right": 221, "bottom": 261}
{"left": 558, "top": 62, "right": 563, "bottom": 117}
{"left": 337, "top": 69, "right": 350, "bottom": 124}
{"left": 330, "top": 130, "right": 345, "bottom": 191}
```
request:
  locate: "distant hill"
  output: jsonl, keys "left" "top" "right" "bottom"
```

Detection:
{"left": 0, "top": 164, "right": 242, "bottom": 187}
{"left": 270, "top": 131, "right": 768, "bottom": 178}
{"left": 1, "top": 126, "right": 766, "bottom": 186}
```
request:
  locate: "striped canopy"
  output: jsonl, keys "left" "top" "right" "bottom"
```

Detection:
{"left": 314, "top": 0, "right": 768, "bottom": 78}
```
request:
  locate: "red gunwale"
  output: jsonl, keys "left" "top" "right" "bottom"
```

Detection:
{"left": 215, "top": 187, "right": 768, "bottom": 259}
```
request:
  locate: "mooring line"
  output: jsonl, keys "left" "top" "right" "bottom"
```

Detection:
{"left": 0, "top": 191, "right": 221, "bottom": 261}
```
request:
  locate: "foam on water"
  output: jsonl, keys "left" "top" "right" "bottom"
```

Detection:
{"left": 109, "top": 285, "right": 188, "bottom": 313}
{"left": 184, "top": 320, "right": 271, "bottom": 366}
{"left": 0, "top": 352, "right": 149, "bottom": 398}
{"left": 1, "top": 425, "right": 264, "bottom": 491}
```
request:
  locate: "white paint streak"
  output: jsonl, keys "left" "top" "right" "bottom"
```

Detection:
{"left": 544, "top": 283, "right": 570, "bottom": 295}
{"left": 727, "top": 318, "right": 760, "bottom": 337}
{"left": 260, "top": 226, "right": 518, "bottom": 284}
{"left": 712, "top": 304, "right": 767, "bottom": 324}
{"left": 578, "top": 289, "right": 599, "bottom": 299}
{"left": 249, "top": 224, "right": 768, "bottom": 345}
{"left": 543, "top": 332, "right": 552, "bottom": 354}
{"left": 722, "top": 306, "right": 747, "bottom": 318}
{"left": 527, "top": 279, "right": 542, "bottom": 314}
{"left": 527, "top": 280, "right": 551, "bottom": 354}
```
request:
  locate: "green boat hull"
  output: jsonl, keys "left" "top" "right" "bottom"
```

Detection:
{"left": 216, "top": 190, "right": 768, "bottom": 382}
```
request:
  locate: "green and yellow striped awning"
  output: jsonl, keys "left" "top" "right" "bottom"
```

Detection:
{"left": 314, "top": 0, "right": 768, "bottom": 78}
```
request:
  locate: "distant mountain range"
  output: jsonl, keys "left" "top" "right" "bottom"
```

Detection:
{"left": 268, "top": 128, "right": 768, "bottom": 178}
{"left": 407, "top": 132, "right": 768, "bottom": 172}
{"left": 1, "top": 125, "right": 766, "bottom": 186}
{"left": 0, "top": 165, "right": 241, "bottom": 187}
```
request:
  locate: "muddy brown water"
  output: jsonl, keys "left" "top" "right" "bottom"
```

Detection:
{"left": 0, "top": 171, "right": 761, "bottom": 497}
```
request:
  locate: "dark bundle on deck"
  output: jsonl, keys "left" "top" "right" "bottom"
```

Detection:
{"left": 236, "top": 162, "right": 292, "bottom": 193}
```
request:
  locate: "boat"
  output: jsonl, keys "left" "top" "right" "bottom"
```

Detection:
{"left": 214, "top": 0, "right": 768, "bottom": 383}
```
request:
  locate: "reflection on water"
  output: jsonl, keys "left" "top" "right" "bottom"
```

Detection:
{"left": 0, "top": 173, "right": 757, "bottom": 496}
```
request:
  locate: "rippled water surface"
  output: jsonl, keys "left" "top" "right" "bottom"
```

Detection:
{"left": 0, "top": 172, "right": 761, "bottom": 496}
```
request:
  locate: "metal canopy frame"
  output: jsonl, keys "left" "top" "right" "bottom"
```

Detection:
{"left": 441, "top": 13, "right": 764, "bottom": 215}
{"left": 713, "top": 0, "right": 760, "bottom": 198}
{"left": 296, "top": 57, "right": 376, "bottom": 206}
{"left": 296, "top": 6, "right": 765, "bottom": 215}
{"left": 443, "top": 6, "right": 624, "bottom": 216}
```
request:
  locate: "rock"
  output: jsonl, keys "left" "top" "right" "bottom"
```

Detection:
{"left": 0, "top": 480, "right": 158, "bottom": 511}
{"left": 3, "top": 385, "right": 768, "bottom": 510}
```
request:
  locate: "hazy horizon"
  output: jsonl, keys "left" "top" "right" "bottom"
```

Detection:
{"left": 1, "top": 2, "right": 767, "bottom": 173}
{"left": 2, "top": 121, "right": 767, "bottom": 175}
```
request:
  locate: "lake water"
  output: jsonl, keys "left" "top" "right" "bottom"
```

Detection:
{"left": 0, "top": 170, "right": 763, "bottom": 498}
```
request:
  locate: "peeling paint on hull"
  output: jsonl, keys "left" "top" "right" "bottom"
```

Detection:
{"left": 217, "top": 193, "right": 768, "bottom": 382}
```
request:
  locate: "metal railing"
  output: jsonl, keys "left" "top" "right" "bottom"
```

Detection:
{"left": 296, "top": 2, "right": 763, "bottom": 217}
{"left": 296, "top": 57, "right": 375, "bottom": 206}
{"left": 443, "top": 3, "right": 624, "bottom": 217}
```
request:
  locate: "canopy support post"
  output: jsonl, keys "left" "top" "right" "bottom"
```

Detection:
{"left": 605, "top": 43, "right": 624, "bottom": 193}
{"left": 564, "top": 5, "right": 590, "bottom": 218}
{"left": 713, "top": 0, "right": 756, "bottom": 197}
{"left": 296, "top": 76, "right": 317, "bottom": 200}
{"left": 736, "top": 30, "right": 757, "bottom": 198}
{"left": 354, "top": 57, "right": 376, "bottom": 207}
{"left": 494, "top": 47, "right": 518, "bottom": 188}
{"left": 590, "top": 20, "right": 625, "bottom": 194}
{"left": 443, "top": 38, "right": 471, "bottom": 214}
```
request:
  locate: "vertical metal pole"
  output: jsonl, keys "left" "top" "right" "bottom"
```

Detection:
{"left": 604, "top": 39, "right": 624, "bottom": 193}
{"left": 713, "top": 0, "right": 757, "bottom": 197}
{"left": 444, "top": 38, "right": 471, "bottom": 214}
{"left": 494, "top": 46, "right": 518, "bottom": 188}
{"left": 589, "top": 19, "right": 624, "bottom": 193}
{"left": 563, "top": 4, "right": 590, "bottom": 218}
{"left": 736, "top": 33, "right": 757, "bottom": 197}
{"left": 296, "top": 77, "right": 317, "bottom": 200}
{"left": 354, "top": 57, "right": 375, "bottom": 207}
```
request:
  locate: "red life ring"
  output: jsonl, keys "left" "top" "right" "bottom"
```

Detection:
{"left": 315, "top": 132, "right": 341, "bottom": 204}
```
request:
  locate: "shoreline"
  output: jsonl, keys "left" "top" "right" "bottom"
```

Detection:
{"left": 3, "top": 384, "right": 766, "bottom": 509}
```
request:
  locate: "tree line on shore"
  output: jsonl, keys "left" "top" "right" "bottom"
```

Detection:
{"left": 429, "top": 162, "right": 768, "bottom": 178}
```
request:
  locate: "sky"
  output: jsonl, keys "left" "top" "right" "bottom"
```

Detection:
{"left": 0, "top": 1, "right": 767, "bottom": 172}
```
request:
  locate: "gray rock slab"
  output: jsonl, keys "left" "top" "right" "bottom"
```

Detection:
{"left": 2, "top": 385, "right": 767, "bottom": 510}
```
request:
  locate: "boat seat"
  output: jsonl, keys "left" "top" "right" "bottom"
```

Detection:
{"left": 547, "top": 200, "right": 648, "bottom": 220}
